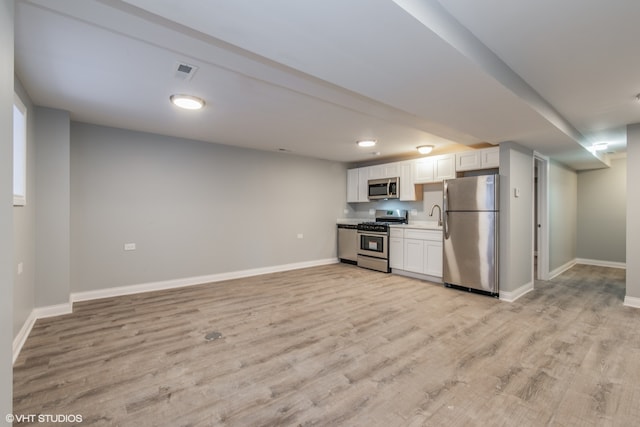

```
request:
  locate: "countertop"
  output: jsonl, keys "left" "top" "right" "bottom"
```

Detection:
{"left": 336, "top": 219, "right": 442, "bottom": 231}
{"left": 336, "top": 218, "right": 362, "bottom": 225}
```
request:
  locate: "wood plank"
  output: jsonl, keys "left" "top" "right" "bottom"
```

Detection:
{"left": 13, "top": 264, "right": 640, "bottom": 426}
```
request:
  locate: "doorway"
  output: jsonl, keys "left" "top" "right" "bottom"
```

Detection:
{"left": 534, "top": 154, "right": 549, "bottom": 281}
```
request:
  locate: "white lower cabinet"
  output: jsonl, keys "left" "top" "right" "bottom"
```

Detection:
{"left": 424, "top": 240, "right": 443, "bottom": 277}
{"left": 404, "top": 239, "right": 425, "bottom": 273}
{"left": 389, "top": 235, "right": 404, "bottom": 269}
{"left": 390, "top": 227, "right": 443, "bottom": 281}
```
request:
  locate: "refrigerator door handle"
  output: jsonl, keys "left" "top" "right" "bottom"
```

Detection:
{"left": 443, "top": 180, "right": 450, "bottom": 240}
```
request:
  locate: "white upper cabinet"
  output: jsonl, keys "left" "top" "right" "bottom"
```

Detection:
{"left": 346, "top": 167, "right": 370, "bottom": 203}
{"left": 455, "top": 147, "right": 500, "bottom": 172}
{"left": 434, "top": 154, "right": 455, "bottom": 181}
{"left": 455, "top": 151, "right": 481, "bottom": 171}
{"left": 347, "top": 162, "right": 407, "bottom": 203}
{"left": 357, "top": 167, "right": 369, "bottom": 202}
{"left": 369, "top": 163, "right": 400, "bottom": 180}
{"left": 414, "top": 157, "right": 434, "bottom": 183}
{"left": 399, "top": 161, "right": 422, "bottom": 201}
{"left": 346, "top": 168, "right": 360, "bottom": 203}
{"left": 414, "top": 154, "right": 455, "bottom": 184}
{"left": 347, "top": 152, "right": 460, "bottom": 203}
{"left": 481, "top": 146, "right": 500, "bottom": 169}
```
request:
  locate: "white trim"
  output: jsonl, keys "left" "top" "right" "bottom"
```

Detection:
{"left": 13, "top": 303, "right": 72, "bottom": 364}
{"left": 12, "top": 257, "right": 630, "bottom": 363}
{"left": 72, "top": 258, "right": 339, "bottom": 302}
{"left": 13, "top": 92, "right": 27, "bottom": 206}
{"left": 35, "top": 302, "right": 73, "bottom": 318}
{"left": 14, "top": 259, "right": 338, "bottom": 363}
{"left": 549, "top": 259, "right": 577, "bottom": 280}
{"left": 533, "top": 153, "right": 550, "bottom": 281}
{"left": 576, "top": 258, "right": 626, "bottom": 269}
{"left": 499, "top": 281, "right": 534, "bottom": 302}
{"left": 12, "top": 310, "right": 36, "bottom": 365}
{"left": 623, "top": 296, "right": 640, "bottom": 309}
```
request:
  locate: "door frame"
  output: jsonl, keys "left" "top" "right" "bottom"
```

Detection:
{"left": 533, "top": 153, "right": 550, "bottom": 281}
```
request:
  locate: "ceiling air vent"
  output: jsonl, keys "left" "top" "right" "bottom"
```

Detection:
{"left": 174, "top": 61, "right": 199, "bottom": 81}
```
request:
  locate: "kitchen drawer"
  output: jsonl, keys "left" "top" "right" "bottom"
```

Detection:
{"left": 404, "top": 229, "right": 441, "bottom": 241}
{"left": 389, "top": 228, "right": 404, "bottom": 238}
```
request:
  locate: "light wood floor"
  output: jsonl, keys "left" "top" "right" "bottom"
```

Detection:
{"left": 13, "top": 264, "right": 639, "bottom": 426}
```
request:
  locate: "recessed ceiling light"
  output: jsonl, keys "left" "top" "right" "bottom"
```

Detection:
{"left": 170, "top": 94, "right": 205, "bottom": 110}
{"left": 417, "top": 145, "right": 434, "bottom": 155}
{"left": 357, "top": 139, "right": 377, "bottom": 147}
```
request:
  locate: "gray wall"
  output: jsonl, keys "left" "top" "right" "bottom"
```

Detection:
{"left": 549, "top": 160, "right": 577, "bottom": 271}
{"left": 627, "top": 124, "right": 640, "bottom": 300}
{"left": 34, "top": 108, "right": 71, "bottom": 306}
{"left": 70, "top": 122, "right": 347, "bottom": 292}
{"left": 13, "top": 78, "right": 36, "bottom": 338}
{"left": 499, "top": 142, "right": 534, "bottom": 293}
{"left": 1, "top": 0, "right": 14, "bottom": 419}
{"left": 577, "top": 158, "right": 626, "bottom": 263}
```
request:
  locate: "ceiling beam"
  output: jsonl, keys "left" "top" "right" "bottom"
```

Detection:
{"left": 392, "top": 0, "right": 607, "bottom": 168}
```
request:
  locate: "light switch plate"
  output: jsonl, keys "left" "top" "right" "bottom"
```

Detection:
{"left": 124, "top": 243, "right": 136, "bottom": 251}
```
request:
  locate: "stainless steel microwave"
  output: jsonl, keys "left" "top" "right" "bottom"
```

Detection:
{"left": 368, "top": 177, "right": 399, "bottom": 200}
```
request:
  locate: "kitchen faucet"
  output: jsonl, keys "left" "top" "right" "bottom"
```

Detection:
{"left": 430, "top": 204, "right": 442, "bottom": 227}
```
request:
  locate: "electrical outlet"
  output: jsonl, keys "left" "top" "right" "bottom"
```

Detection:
{"left": 410, "top": 209, "right": 418, "bottom": 216}
{"left": 17, "top": 262, "right": 23, "bottom": 275}
{"left": 297, "top": 233, "right": 304, "bottom": 239}
{"left": 124, "top": 243, "right": 136, "bottom": 251}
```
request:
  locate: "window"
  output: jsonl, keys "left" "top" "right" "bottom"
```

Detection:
{"left": 13, "top": 93, "right": 27, "bottom": 206}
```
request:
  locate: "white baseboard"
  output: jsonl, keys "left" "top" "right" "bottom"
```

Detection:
{"left": 71, "top": 258, "right": 339, "bottom": 302}
{"left": 549, "top": 259, "right": 577, "bottom": 280}
{"left": 13, "top": 259, "right": 337, "bottom": 364}
{"left": 499, "top": 281, "right": 534, "bottom": 303}
{"left": 13, "top": 302, "right": 72, "bottom": 365}
{"left": 13, "top": 310, "right": 36, "bottom": 365}
{"left": 624, "top": 296, "right": 640, "bottom": 309}
{"left": 576, "top": 258, "right": 626, "bottom": 269}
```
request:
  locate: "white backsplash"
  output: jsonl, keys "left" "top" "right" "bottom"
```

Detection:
{"left": 345, "top": 185, "right": 443, "bottom": 223}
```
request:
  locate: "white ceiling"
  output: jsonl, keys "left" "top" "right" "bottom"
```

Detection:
{"left": 14, "top": 0, "right": 640, "bottom": 169}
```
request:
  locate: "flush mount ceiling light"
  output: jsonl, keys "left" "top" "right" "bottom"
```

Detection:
{"left": 357, "top": 139, "right": 377, "bottom": 147}
{"left": 170, "top": 94, "right": 205, "bottom": 110}
{"left": 417, "top": 145, "right": 434, "bottom": 155}
{"left": 592, "top": 142, "right": 608, "bottom": 151}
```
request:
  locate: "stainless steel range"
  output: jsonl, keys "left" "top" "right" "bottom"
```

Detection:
{"left": 357, "top": 209, "right": 407, "bottom": 273}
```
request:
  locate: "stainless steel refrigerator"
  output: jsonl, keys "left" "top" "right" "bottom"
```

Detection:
{"left": 443, "top": 174, "right": 499, "bottom": 296}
